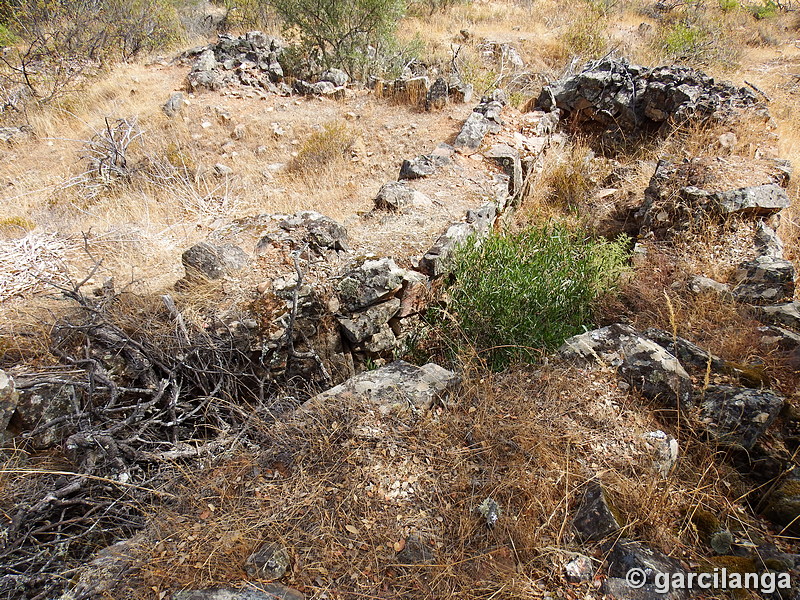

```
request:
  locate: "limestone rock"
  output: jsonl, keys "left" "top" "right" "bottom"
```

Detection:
{"left": 643, "top": 328, "right": 725, "bottom": 373}
{"left": 754, "top": 221, "right": 785, "bottom": 259}
{"left": 373, "top": 181, "right": 430, "bottom": 213}
{"left": 560, "top": 324, "right": 692, "bottom": 408}
{"left": 182, "top": 242, "right": 249, "bottom": 280}
{"left": 337, "top": 299, "right": 401, "bottom": 344}
{"left": 399, "top": 147, "right": 451, "bottom": 180}
{"left": 304, "top": 360, "right": 459, "bottom": 414}
{"left": 758, "top": 325, "right": 800, "bottom": 350}
{"left": 454, "top": 111, "right": 491, "bottom": 150}
{"left": 58, "top": 536, "right": 140, "bottom": 600}
{"left": 696, "top": 385, "right": 784, "bottom": 449}
{"left": 713, "top": 184, "right": 789, "bottom": 216}
{"left": 688, "top": 275, "right": 732, "bottom": 298}
{"left": 162, "top": 92, "right": 185, "bottom": 118}
{"left": 319, "top": 68, "right": 349, "bottom": 87}
{"left": 419, "top": 203, "right": 497, "bottom": 277}
{"left": 732, "top": 255, "right": 795, "bottom": 304}
{"left": 278, "top": 211, "right": 349, "bottom": 252}
{"left": 244, "top": 542, "right": 290, "bottom": 580}
{"left": 753, "top": 301, "right": 800, "bottom": 330}
{"left": 483, "top": 144, "right": 523, "bottom": 195}
{"left": 336, "top": 258, "right": 407, "bottom": 311}
{"left": 13, "top": 381, "right": 77, "bottom": 448}
{"left": 573, "top": 480, "right": 623, "bottom": 542}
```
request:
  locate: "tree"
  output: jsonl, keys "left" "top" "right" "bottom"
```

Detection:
{"left": 270, "top": 0, "right": 406, "bottom": 77}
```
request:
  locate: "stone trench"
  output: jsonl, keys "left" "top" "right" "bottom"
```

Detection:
{"left": 2, "top": 53, "right": 800, "bottom": 600}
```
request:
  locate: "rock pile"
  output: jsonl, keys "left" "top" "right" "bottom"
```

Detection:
{"left": 537, "top": 58, "right": 762, "bottom": 132}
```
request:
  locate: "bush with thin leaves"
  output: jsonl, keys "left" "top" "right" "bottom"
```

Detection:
{"left": 446, "top": 224, "right": 629, "bottom": 370}
{"left": 269, "top": 0, "right": 406, "bottom": 77}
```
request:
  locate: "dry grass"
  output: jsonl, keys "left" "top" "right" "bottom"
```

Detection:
{"left": 127, "top": 363, "right": 758, "bottom": 599}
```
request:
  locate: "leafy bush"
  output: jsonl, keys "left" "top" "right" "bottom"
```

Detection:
{"left": 750, "top": 0, "right": 778, "bottom": 19}
{"left": 446, "top": 225, "right": 629, "bottom": 370}
{"left": 270, "top": 0, "right": 407, "bottom": 77}
{"left": 660, "top": 21, "right": 710, "bottom": 62}
{"left": 718, "top": 0, "right": 739, "bottom": 11}
{"left": 288, "top": 121, "right": 355, "bottom": 173}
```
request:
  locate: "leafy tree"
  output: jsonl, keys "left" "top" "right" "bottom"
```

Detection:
{"left": 269, "top": 0, "right": 406, "bottom": 77}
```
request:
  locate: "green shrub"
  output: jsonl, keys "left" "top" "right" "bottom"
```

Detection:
{"left": 718, "top": 0, "right": 739, "bottom": 11}
{"left": 660, "top": 22, "right": 710, "bottom": 62}
{"left": 750, "top": 0, "right": 778, "bottom": 19}
{"left": 446, "top": 224, "right": 629, "bottom": 370}
{"left": 270, "top": 0, "right": 406, "bottom": 77}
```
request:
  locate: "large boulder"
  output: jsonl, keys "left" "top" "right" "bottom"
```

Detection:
{"left": 560, "top": 324, "right": 692, "bottom": 408}
{"left": 454, "top": 111, "right": 491, "bottom": 150}
{"left": 537, "top": 58, "right": 759, "bottom": 132}
{"left": 695, "top": 385, "right": 784, "bottom": 449}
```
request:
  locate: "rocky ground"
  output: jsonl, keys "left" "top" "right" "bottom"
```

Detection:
{"left": 1, "top": 13, "right": 800, "bottom": 600}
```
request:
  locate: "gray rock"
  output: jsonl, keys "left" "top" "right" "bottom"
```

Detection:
{"left": 162, "top": 92, "right": 185, "bottom": 118}
{"left": 0, "top": 126, "right": 31, "bottom": 144}
{"left": 194, "top": 49, "right": 218, "bottom": 72}
{"left": 454, "top": 111, "right": 491, "bottom": 150}
{"left": 564, "top": 554, "right": 595, "bottom": 583}
{"left": 336, "top": 258, "right": 407, "bottom": 311}
{"left": 448, "top": 77, "right": 473, "bottom": 103}
{"left": 642, "top": 430, "right": 679, "bottom": 477}
{"left": 319, "top": 68, "right": 349, "bottom": 87}
{"left": 601, "top": 577, "right": 683, "bottom": 600}
{"left": 360, "top": 323, "right": 397, "bottom": 354}
{"left": 696, "top": 385, "right": 784, "bottom": 449}
{"left": 337, "top": 299, "right": 401, "bottom": 344}
{"left": 477, "top": 497, "right": 501, "bottom": 528}
{"left": 278, "top": 211, "right": 348, "bottom": 252}
{"left": 173, "top": 584, "right": 304, "bottom": 600}
{"left": 13, "top": 381, "right": 77, "bottom": 448}
{"left": 484, "top": 144, "right": 523, "bottom": 195}
{"left": 214, "top": 163, "right": 233, "bottom": 176}
{"left": 419, "top": 203, "right": 498, "bottom": 277}
{"left": 58, "top": 536, "right": 141, "bottom": 600}
{"left": 602, "top": 539, "right": 688, "bottom": 600}
{"left": 397, "top": 270, "right": 430, "bottom": 318}
{"left": 426, "top": 76, "right": 449, "bottom": 110}
{"left": 755, "top": 221, "right": 785, "bottom": 258}
{"left": 560, "top": 324, "right": 692, "bottom": 408}
{"left": 182, "top": 242, "right": 249, "bottom": 280}
{"left": 713, "top": 184, "right": 790, "bottom": 216}
{"left": 753, "top": 301, "right": 800, "bottom": 330}
{"left": 398, "top": 149, "right": 451, "bottom": 179}
{"left": 643, "top": 328, "right": 725, "bottom": 373}
{"left": 304, "top": 360, "right": 460, "bottom": 414}
{"left": 418, "top": 222, "right": 475, "bottom": 277}
{"left": 758, "top": 325, "right": 800, "bottom": 350}
{"left": 538, "top": 58, "right": 758, "bottom": 132}
{"left": 688, "top": 275, "right": 732, "bottom": 298}
{"left": 573, "top": 480, "right": 623, "bottom": 542}
{"left": 0, "top": 370, "right": 19, "bottom": 433}
{"left": 732, "top": 255, "right": 795, "bottom": 304}
{"left": 244, "top": 542, "right": 290, "bottom": 580}
{"left": 373, "top": 181, "right": 423, "bottom": 212}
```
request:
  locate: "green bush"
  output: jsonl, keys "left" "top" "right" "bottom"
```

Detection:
{"left": 660, "top": 21, "right": 710, "bottom": 62}
{"left": 288, "top": 121, "right": 355, "bottom": 173}
{"left": 718, "top": 0, "right": 739, "bottom": 12}
{"left": 446, "top": 224, "right": 629, "bottom": 370}
{"left": 270, "top": 0, "right": 406, "bottom": 77}
{"left": 750, "top": 0, "right": 778, "bottom": 19}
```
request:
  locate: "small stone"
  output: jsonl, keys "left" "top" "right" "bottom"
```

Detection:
{"left": 244, "top": 542, "right": 290, "bottom": 580}
{"left": 214, "top": 163, "right": 233, "bottom": 176}
{"left": 564, "top": 554, "right": 594, "bottom": 583}
{"left": 162, "top": 92, "right": 185, "bottom": 118}
{"left": 573, "top": 480, "right": 623, "bottom": 542}
{"left": 231, "top": 124, "right": 246, "bottom": 140}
